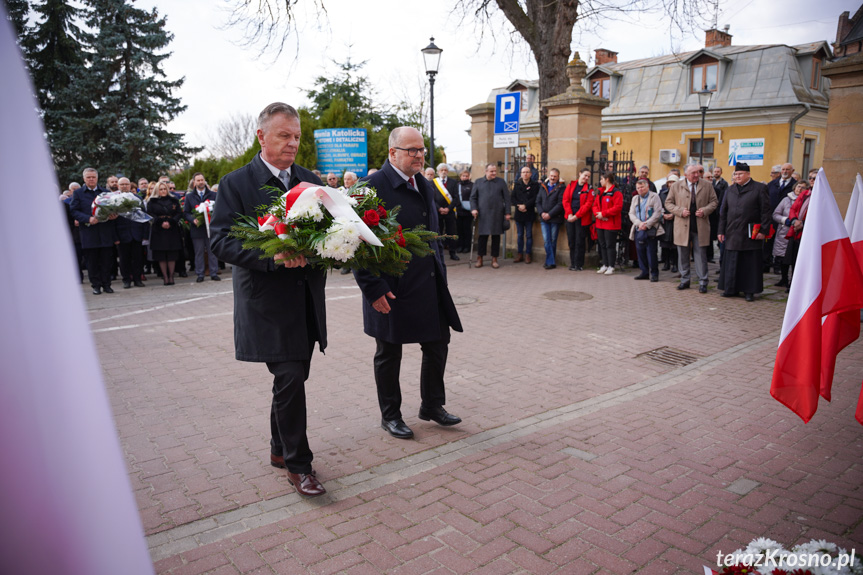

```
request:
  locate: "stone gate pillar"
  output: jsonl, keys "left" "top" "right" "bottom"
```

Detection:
{"left": 465, "top": 102, "right": 506, "bottom": 182}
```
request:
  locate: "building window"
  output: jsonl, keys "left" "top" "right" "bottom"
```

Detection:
{"left": 802, "top": 138, "right": 814, "bottom": 175}
{"left": 690, "top": 55, "right": 718, "bottom": 92}
{"left": 591, "top": 72, "right": 610, "bottom": 99}
{"left": 811, "top": 57, "right": 822, "bottom": 90}
{"left": 521, "top": 90, "right": 529, "bottom": 111}
{"left": 689, "top": 138, "right": 714, "bottom": 159}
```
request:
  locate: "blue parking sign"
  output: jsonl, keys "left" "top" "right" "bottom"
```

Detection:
{"left": 494, "top": 92, "right": 521, "bottom": 134}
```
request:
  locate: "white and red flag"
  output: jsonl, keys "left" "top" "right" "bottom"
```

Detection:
{"left": 847, "top": 174, "right": 863, "bottom": 424}
{"left": 770, "top": 169, "right": 863, "bottom": 423}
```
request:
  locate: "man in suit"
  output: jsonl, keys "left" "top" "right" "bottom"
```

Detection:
{"left": 70, "top": 168, "right": 119, "bottom": 295}
{"left": 184, "top": 172, "right": 221, "bottom": 283}
{"left": 718, "top": 162, "right": 771, "bottom": 302}
{"left": 665, "top": 163, "right": 719, "bottom": 293}
{"left": 115, "top": 177, "right": 147, "bottom": 288}
{"left": 210, "top": 102, "right": 328, "bottom": 497}
{"left": 434, "top": 163, "right": 459, "bottom": 261}
{"left": 710, "top": 166, "right": 729, "bottom": 264}
{"left": 765, "top": 163, "right": 796, "bottom": 271}
{"left": 354, "top": 127, "right": 464, "bottom": 440}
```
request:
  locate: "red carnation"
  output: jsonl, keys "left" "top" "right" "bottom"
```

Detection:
{"left": 396, "top": 225, "right": 406, "bottom": 248}
{"left": 377, "top": 205, "right": 387, "bottom": 219}
{"left": 362, "top": 209, "right": 380, "bottom": 227}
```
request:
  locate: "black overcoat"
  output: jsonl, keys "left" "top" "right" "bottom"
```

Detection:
{"left": 146, "top": 195, "right": 183, "bottom": 251}
{"left": 718, "top": 178, "right": 771, "bottom": 251}
{"left": 354, "top": 160, "right": 462, "bottom": 344}
{"left": 184, "top": 188, "right": 218, "bottom": 239}
{"left": 210, "top": 154, "right": 327, "bottom": 362}
{"left": 69, "top": 186, "right": 118, "bottom": 249}
{"left": 511, "top": 179, "right": 539, "bottom": 223}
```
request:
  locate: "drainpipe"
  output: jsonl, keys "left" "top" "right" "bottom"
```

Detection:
{"left": 787, "top": 104, "right": 810, "bottom": 164}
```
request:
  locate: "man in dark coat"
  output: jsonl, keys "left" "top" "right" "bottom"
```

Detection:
{"left": 354, "top": 126, "right": 464, "bottom": 440}
{"left": 115, "top": 177, "right": 147, "bottom": 288}
{"left": 470, "top": 164, "right": 511, "bottom": 268}
{"left": 454, "top": 170, "right": 473, "bottom": 253}
{"left": 764, "top": 163, "right": 797, "bottom": 271}
{"left": 210, "top": 102, "right": 328, "bottom": 497}
{"left": 717, "top": 162, "right": 772, "bottom": 302}
{"left": 185, "top": 172, "right": 221, "bottom": 282}
{"left": 536, "top": 168, "right": 565, "bottom": 269}
{"left": 433, "top": 163, "right": 459, "bottom": 261}
{"left": 511, "top": 166, "right": 539, "bottom": 263}
{"left": 709, "top": 166, "right": 729, "bottom": 264}
{"left": 70, "top": 168, "right": 119, "bottom": 295}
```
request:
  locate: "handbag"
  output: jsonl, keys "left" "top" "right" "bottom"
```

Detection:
{"left": 502, "top": 218, "right": 511, "bottom": 231}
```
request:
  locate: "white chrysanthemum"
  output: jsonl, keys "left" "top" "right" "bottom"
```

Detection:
{"left": 746, "top": 538, "right": 785, "bottom": 556}
{"left": 286, "top": 197, "right": 324, "bottom": 222}
{"left": 337, "top": 188, "right": 359, "bottom": 206}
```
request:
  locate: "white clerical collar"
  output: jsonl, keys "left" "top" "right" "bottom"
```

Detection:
{"left": 260, "top": 154, "right": 290, "bottom": 181}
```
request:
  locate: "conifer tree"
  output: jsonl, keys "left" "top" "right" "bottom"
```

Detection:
{"left": 4, "top": 0, "right": 30, "bottom": 39}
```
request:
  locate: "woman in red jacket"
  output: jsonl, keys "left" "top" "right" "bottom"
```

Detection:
{"left": 563, "top": 168, "right": 593, "bottom": 271}
{"left": 593, "top": 171, "right": 623, "bottom": 275}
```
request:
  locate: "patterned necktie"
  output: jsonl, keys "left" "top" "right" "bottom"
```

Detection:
{"left": 278, "top": 169, "right": 290, "bottom": 189}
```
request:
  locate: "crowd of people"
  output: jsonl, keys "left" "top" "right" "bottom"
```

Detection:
{"left": 449, "top": 159, "right": 817, "bottom": 302}
{"left": 62, "top": 171, "right": 223, "bottom": 294}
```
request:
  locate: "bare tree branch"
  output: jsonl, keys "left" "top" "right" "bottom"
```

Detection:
{"left": 206, "top": 112, "right": 257, "bottom": 159}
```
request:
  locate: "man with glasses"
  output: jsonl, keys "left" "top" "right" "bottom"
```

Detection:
{"left": 353, "top": 127, "right": 464, "bottom": 440}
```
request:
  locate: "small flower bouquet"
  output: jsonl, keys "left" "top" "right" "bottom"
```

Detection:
{"left": 228, "top": 182, "right": 446, "bottom": 277}
{"left": 707, "top": 538, "right": 861, "bottom": 575}
{"left": 92, "top": 191, "right": 152, "bottom": 223}
{"left": 194, "top": 199, "right": 215, "bottom": 237}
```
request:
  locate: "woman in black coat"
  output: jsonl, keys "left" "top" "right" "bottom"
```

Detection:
{"left": 146, "top": 182, "right": 183, "bottom": 284}
{"left": 658, "top": 174, "right": 679, "bottom": 273}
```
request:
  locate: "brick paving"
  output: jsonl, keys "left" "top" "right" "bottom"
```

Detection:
{"left": 87, "top": 257, "right": 863, "bottom": 574}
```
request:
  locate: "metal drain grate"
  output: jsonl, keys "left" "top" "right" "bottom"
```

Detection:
{"left": 543, "top": 290, "right": 593, "bottom": 301}
{"left": 637, "top": 346, "right": 700, "bottom": 367}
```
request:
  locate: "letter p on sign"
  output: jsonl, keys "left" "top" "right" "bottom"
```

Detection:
{"left": 499, "top": 96, "right": 516, "bottom": 122}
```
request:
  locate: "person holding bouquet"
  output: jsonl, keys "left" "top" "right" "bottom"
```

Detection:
{"left": 184, "top": 172, "right": 220, "bottom": 283}
{"left": 210, "top": 103, "right": 328, "bottom": 497}
{"left": 70, "top": 167, "right": 119, "bottom": 294}
{"left": 354, "top": 127, "right": 464, "bottom": 440}
{"left": 146, "top": 182, "right": 183, "bottom": 285}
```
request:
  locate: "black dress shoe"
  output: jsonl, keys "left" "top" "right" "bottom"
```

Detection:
{"left": 196, "top": 276, "right": 205, "bottom": 283}
{"left": 285, "top": 470, "right": 326, "bottom": 497}
{"left": 671, "top": 265, "right": 678, "bottom": 273}
{"left": 650, "top": 276, "right": 658, "bottom": 282}
{"left": 774, "top": 279, "right": 788, "bottom": 287}
{"left": 720, "top": 292, "right": 738, "bottom": 298}
{"left": 418, "top": 405, "right": 461, "bottom": 426}
{"left": 677, "top": 282, "right": 690, "bottom": 290}
{"left": 698, "top": 285, "right": 707, "bottom": 293}
{"left": 210, "top": 275, "right": 221, "bottom": 281}
{"left": 134, "top": 280, "right": 145, "bottom": 288}
{"left": 662, "top": 262, "right": 670, "bottom": 271}
{"left": 450, "top": 253, "right": 460, "bottom": 261}
{"left": 92, "top": 287, "right": 102, "bottom": 295}
{"left": 123, "top": 281, "right": 132, "bottom": 289}
{"left": 744, "top": 293, "right": 755, "bottom": 302}
{"left": 634, "top": 274, "right": 649, "bottom": 280}
{"left": 381, "top": 418, "right": 414, "bottom": 439}
{"left": 178, "top": 271, "right": 188, "bottom": 277}
{"left": 103, "top": 286, "right": 114, "bottom": 294}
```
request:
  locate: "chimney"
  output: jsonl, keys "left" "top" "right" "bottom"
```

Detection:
{"left": 594, "top": 48, "right": 618, "bottom": 66}
{"left": 705, "top": 26, "right": 732, "bottom": 48}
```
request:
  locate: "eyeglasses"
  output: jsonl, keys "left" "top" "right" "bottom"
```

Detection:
{"left": 808, "top": 176, "right": 816, "bottom": 180}
{"left": 393, "top": 146, "right": 427, "bottom": 157}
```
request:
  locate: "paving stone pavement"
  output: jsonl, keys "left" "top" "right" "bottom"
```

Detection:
{"left": 87, "top": 258, "right": 863, "bottom": 574}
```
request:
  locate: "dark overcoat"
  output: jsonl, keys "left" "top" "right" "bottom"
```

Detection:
{"left": 470, "top": 176, "right": 511, "bottom": 235}
{"left": 146, "top": 195, "right": 183, "bottom": 251}
{"left": 184, "top": 188, "right": 218, "bottom": 239}
{"left": 69, "top": 186, "right": 118, "bottom": 249}
{"left": 354, "top": 160, "right": 462, "bottom": 344}
{"left": 718, "top": 177, "right": 771, "bottom": 251}
{"left": 116, "top": 195, "right": 149, "bottom": 243}
{"left": 433, "top": 177, "right": 459, "bottom": 221}
{"left": 511, "top": 179, "right": 539, "bottom": 223}
{"left": 210, "top": 154, "right": 327, "bottom": 362}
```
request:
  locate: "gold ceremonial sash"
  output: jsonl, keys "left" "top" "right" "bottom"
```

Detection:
{"left": 433, "top": 178, "right": 452, "bottom": 204}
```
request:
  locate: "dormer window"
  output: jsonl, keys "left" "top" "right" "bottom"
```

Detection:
{"left": 591, "top": 71, "right": 610, "bottom": 99}
{"left": 690, "top": 54, "right": 718, "bottom": 93}
{"left": 811, "top": 56, "right": 822, "bottom": 90}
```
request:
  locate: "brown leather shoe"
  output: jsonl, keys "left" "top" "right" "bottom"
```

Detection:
{"left": 475, "top": 256, "right": 483, "bottom": 268}
{"left": 513, "top": 253, "right": 523, "bottom": 263}
{"left": 286, "top": 470, "right": 326, "bottom": 497}
{"left": 491, "top": 258, "right": 500, "bottom": 269}
{"left": 525, "top": 254, "right": 532, "bottom": 264}
{"left": 270, "top": 453, "right": 286, "bottom": 469}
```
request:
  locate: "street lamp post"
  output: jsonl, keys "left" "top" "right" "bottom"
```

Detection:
{"left": 421, "top": 37, "right": 442, "bottom": 169}
{"left": 697, "top": 88, "right": 713, "bottom": 167}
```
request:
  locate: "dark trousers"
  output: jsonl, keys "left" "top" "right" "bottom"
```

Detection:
{"left": 456, "top": 215, "right": 473, "bottom": 252}
{"left": 266, "top": 358, "right": 313, "bottom": 474}
{"left": 439, "top": 213, "right": 457, "bottom": 253}
{"left": 597, "top": 228, "right": 617, "bottom": 268}
{"left": 374, "top": 331, "right": 450, "bottom": 421}
{"left": 85, "top": 246, "right": 114, "bottom": 288}
{"left": 635, "top": 233, "right": 659, "bottom": 277}
{"left": 477, "top": 234, "right": 500, "bottom": 257}
{"left": 192, "top": 237, "right": 218, "bottom": 278}
{"left": 566, "top": 220, "right": 587, "bottom": 268}
{"left": 117, "top": 240, "right": 143, "bottom": 283}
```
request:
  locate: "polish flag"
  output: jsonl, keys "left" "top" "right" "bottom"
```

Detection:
{"left": 847, "top": 174, "right": 863, "bottom": 424}
{"left": 0, "top": 9, "right": 153, "bottom": 575}
{"left": 770, "top": 170, "right": 863, "bottom": 423}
